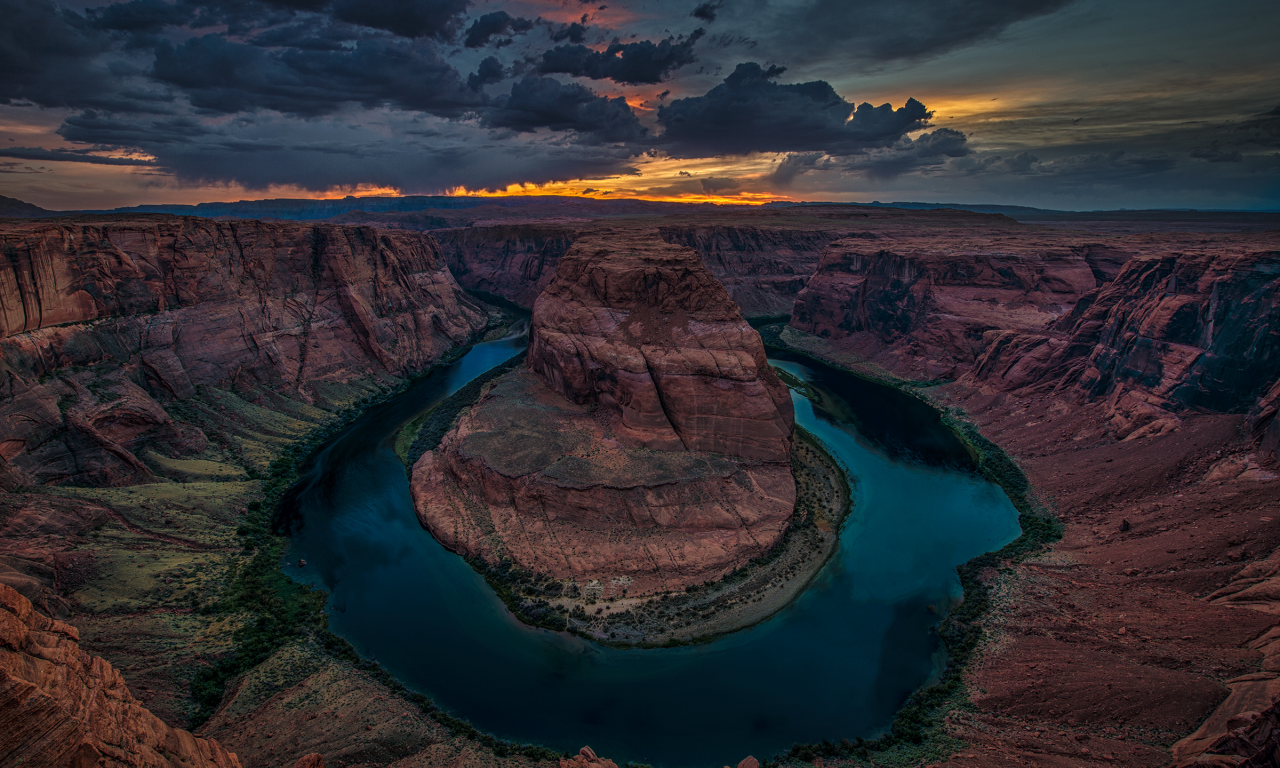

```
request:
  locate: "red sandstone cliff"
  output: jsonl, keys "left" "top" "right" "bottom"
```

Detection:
{"left": 432, "top": 223, "right": 578, "bottom": 307}
{"left": 657, "top": 225, "right": 841, "bottom": 317}
{"left": 969, "top": 235, "right": 1280, "bottom": 440}
{"left": 431, "top": 219, "right": 845, "bottom": 319}
{"left": 0, "top": 582, "right": 241, "bottom": 767}
{"left": 0, "top": 215, "right": 488, "bottom": 486}
{"left": 789, "top": 227, "right": 1127, "bottom": 380}
{"left": 528, "top": 230, "right": 794, "bottom": 462}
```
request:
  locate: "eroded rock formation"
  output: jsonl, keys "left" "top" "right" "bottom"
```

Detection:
{"left": 0, "top": 583, "right": 241, "bottom": 767}
{"left": 790, "top": 226, "right": 1126, "bottom": 380}
{"left": 528, "top": 231, "right": 794, "bottom": 462}
{"left": 0, "top": 215, "right": 488, "bottom": 486}
{"left": 413, "top": 230, "right": 796, "bottom": 595}
{"left": 657, "top": 225, "right": 842, "bottom": 317}
{"left": 970, "top": 235, "right": 1280, "bottom": 440}
{"left": 429, "top": 218, "right": 845, "bottom": 318}
{"left": 433, "top": 223, "right": 577, "bottom": 307}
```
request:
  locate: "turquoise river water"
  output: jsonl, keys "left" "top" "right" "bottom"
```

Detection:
{"left": 282, "top": 333, "right": 1021, "bottom": 767}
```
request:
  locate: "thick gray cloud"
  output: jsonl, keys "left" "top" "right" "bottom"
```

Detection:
{"left": 692, "top": 2, "right": 722, "bottom": 22}
{"left": 46, "top": 109, "right": 642, "bottom": 192}
{"left": 151, "top": 34, "right": 481, "bottom": 116}
{"left": 840, "top": 127, "right": 971, "bottom": 178}
{"left": 464, "top": 11, "right": 534, "bottom": 48}
{"left": 550, "top": 22, "right": 588, "bottom": 44}
{"left": 0, "top": 0, "right": 126, "bottom": 109}
{"left": 0, "top": 146, "right": 155, "bottom": 165}
{"left": 484, "top": 76, "right": 646, "bottom": 144}
{"left": 765, "top": 0, "right": 1074, "bottom": 66}
{"left": 468, "top": 56, "right": 505, "bottom": 90}
{"left": 331, "top": 0, "right": 469, "bottom": 39}
{"left": 538, "top": 30, "right": 704, "bottom": 85}
{"left": 657, "top": 63, "right": 930, "bottom": 157}
{"left": 86, "top": 0, "right": 195, "bottom": 32}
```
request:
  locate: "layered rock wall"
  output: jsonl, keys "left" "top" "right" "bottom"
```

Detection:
{"left": 657, "top": 225, "right": 841, "bottom": 317}
{"left": 0, "top": 583, "right": 241, "bottom": 767}
{"left": 433, "top": 224, "right": 577, "bottom": 308}
{"left": 971, "top": 240, "right": 1280, "bottom": 439}
{"left": 411, "top": 372, "right": 795, "bottom": 595}
{"left": 790, "top": 231, "right": 1113, "bottom": 379}
{"left": 528, "top": 230, "right": 794, "bottom": 463}
{"left": 0, "top": 216, "right": 488, "bottom": 486}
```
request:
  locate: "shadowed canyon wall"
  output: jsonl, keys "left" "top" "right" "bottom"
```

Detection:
{"left": 0, "top": 216, "right": 488, "bottom": 487}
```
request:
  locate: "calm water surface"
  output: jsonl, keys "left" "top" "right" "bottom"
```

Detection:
{"left": 283, "top": 336, "right": 1021, "bottom": 768}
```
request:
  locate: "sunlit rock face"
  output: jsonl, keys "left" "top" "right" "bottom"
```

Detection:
{"left": 412, "top": 229, "right": 797, "bottom": 596}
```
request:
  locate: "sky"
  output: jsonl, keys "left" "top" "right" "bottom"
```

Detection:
{"left": 0, "top": 0, "right": 1277, "bottom": 210}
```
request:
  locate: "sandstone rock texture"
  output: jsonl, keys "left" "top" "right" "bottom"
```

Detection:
{"left": 0, "top": 215, "right": 487, "bottom": 486}
{"left": 0, "top": 582, "right": 241, "bottom": 767}
{"left": 433, "top": 223, "right": 578, "bottom": 307}
{"left": 790, "top": 216, "right": 1130, "bottom": 380}
{"left": 412, "top": 371, "right": 795, "bottom": 595}
{"left": 529, "top": 230, "right": 794, "bottom": 462}
{"left": 561, "top": 746, "right": 618, "bottom": 768}
{"left": 657, "top": 224, "right": 842, "bottom": 317}
{"left": 427, "top": 216, "right": 848, "bottom": 319}
{"left": 787, "top": 214, "right": 1280, "bottom": 443}
{"left": 969, "top": 234, "right": 1280, "bottom": 440}
{"left": 413, "top": 230, "right": 796, "bottom": 595}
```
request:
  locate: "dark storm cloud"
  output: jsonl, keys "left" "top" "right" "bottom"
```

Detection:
{"left": 249, "top": 20, "right": 360, "bottom": 50}
{"left": 840, "top": 127, "right": 970, "bottom": 178}
{"left": 0, "top": 146, "right": 155, "bottom": 165}
{"left": 151, "top": 34, "right": 481, "bottom": 116}
{"left": 551, "top": 22, "right": 588, "bottom": 44}
{"left": 771, "top": 0, "right": 1074, "bottom": 66}
{"left": 942, "top": 148, "right": 1179, "bottom": 180}
{"left": 768, "top": 152, "right": 828, "bottom": 187}
{"left": 484, "top": 75, "right": 646, "bottom": 143}
{"left": 692, "top": 1, "right": 722, "bottom": 21}
{"left": 58, "top": 110, "right": 213, "bottom": 145}
{"left": 463, "top": 11, "right": 534, "bottom": 48}
{"left": 0, "top": 0, "right": 127, "bottom": 109}
{"left": 699, "top": 176, "right": 738, "bottom": 192}
{"left": 331, "top": 0, "right": 470, "bottom": 39}
{"left": 538, "top": 29, "right": 704, "bottom": 85}
{"left": 468, "top": 55, "right": 505, "bottom": 90}
{"left": 657, "top": 62, "right": 930, "bottom": 157}
{"left": 86, "top": 0, "right": 194, "bottom": 32}
{"left": 46, "top": 109, "right": 643, "bottom": 192}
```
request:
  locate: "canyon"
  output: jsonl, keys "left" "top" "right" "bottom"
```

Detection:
{"left": 0, "top": 202, "right": 1277, "bottom": 767}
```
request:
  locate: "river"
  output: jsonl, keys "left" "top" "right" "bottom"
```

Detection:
{"left": 283, "top": 333, "right": 1021, "bottom": 768}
